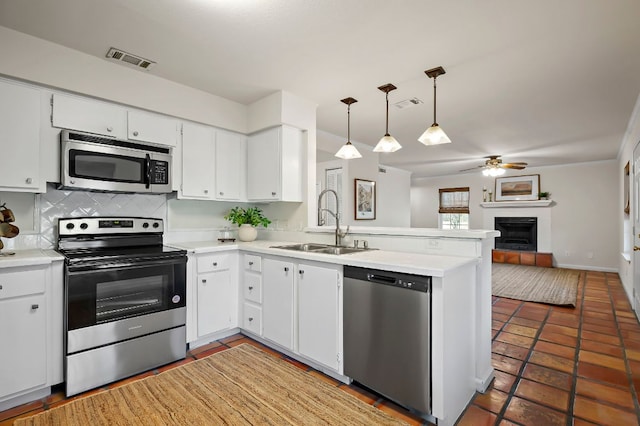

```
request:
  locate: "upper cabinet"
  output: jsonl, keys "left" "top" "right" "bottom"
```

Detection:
{"left": 127, "top": 110, "right": 179, "bottom": 147}
{"left": 215, "top": 130, "right": 245, "bottom": 201}
{"left": 247, "top": 125, "right": 304, "bottom": 202}
{"left": 0, "top": 79, "right": 42, "bottom": 192}
{"left": 180, "top": 122, "right": 216, "bottom": 200}
{"left": 52, "top": 93, "right": 127, "bottom": 139}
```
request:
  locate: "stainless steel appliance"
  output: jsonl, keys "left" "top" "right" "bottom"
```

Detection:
{"left": 57, "top": 217, "right": 187, "bottom": 396}
{"left": 343, "top": 266, "right": 432, "bottom": 415}
{"left": 60, "top": 130, "right": 172, "bottom": 193}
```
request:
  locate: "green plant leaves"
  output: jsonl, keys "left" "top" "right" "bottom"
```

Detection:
{"left": 224, "top": 207, "right": 271, "bottom": 227}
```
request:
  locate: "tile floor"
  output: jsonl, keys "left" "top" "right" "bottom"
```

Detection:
{"left": 1, "top": 270, "right": 639, "bottom": 425}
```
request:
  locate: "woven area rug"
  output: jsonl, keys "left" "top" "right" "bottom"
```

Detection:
{"left": 492, "top": 263, "right": 580, "bottom": 307}
{"left": 16, "top": 343, "right": 406, "bottom": 425}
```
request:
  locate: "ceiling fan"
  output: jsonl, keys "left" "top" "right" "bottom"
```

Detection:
{"left": 460, "top": 155, "right": 528, "bottom": 176}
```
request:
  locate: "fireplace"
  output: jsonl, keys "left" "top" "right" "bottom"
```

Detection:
{"left": 495, "top": 217, "right": 537, "bottom": 251}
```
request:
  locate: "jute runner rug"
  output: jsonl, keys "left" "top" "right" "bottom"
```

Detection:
{"left": 492, "top": 263, "right": 580, "bottom": 307}
{"left": 16, "top": 343, "right": 407, "bottom": 425}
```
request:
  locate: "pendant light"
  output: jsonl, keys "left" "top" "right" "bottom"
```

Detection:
{"left": 335, "top": 97, "right": 362, "bottom": 159}
{"left": 418, "top": 66, "right": 452, "bottom": 146}
{"left": 373, "top": 83, "right": 402, "bottom": 153}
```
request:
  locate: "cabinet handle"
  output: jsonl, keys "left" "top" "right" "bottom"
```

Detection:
{"left": 0, "top": 285, "right": 3, "bottom": 290}
{"left": 106, "top": 126, "right": 113, "bottom": 132}
{"left": 284, "top": 267, "right": 289, "bottom": 272}
{"left": 204, "top": 189, "right": 209, "bottom": 194}
{"left": 219, "top": 192, "right": 224, "bottom": 196}
{"left": 248, "top": 317, "right": 254, "bottom": 322}
{"left": 133, "top": 131, "right": 139, "bottom": 136}
{"left": 31, "top": 304, "right": 39, "bottom": 310}
{"left": 299, "top": 270, "right": 304, "bottom": 275}
{"left": 272, "top": 191, "right": 277, "bottom": 197}
{"left": 248, "top": 286, "right": 254, "bottom": 291}
{"left": 213, "top": 262, "right": 218, "bottom": 266}
{"left": 248, "top": 261, "right": 254, "bottom": 266}
{"left": 201, "top": 279, "right": 207, "bottom": 283}
{"left": 25, "top": 177, "right": 32, "bottom": 184}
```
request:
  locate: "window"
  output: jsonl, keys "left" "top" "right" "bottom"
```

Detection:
{"left": 439, "top": 187, "right": 469, "bottom": 230}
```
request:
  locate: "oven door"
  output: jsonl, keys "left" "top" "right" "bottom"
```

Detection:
{"left": 65, "top": 256, "right": 186, "bottom": 353}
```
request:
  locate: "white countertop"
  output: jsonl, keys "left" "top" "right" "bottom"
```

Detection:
{"left": 0, "top": 249, "right": 64, "bottom": 268}
{"left": 305, "top": 226, "right": 499, "bottom": 239}
{"left": 170, "top": 240, "right": 478, "bottom": 277}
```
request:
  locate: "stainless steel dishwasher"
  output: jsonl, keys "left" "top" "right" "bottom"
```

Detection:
{"left": 344, "top": 265, "right": 432, "bottom": 415}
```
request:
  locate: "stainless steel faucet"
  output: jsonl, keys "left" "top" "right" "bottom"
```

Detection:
{"left": 317, "top": 189, "right": 349, "bottom": 246}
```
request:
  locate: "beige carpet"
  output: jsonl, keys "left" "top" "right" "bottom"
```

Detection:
{"left": 492, "top": 263, "right": 580, "bottom": 307}
{"left": 16, "top": 343, "right": 406, "bottom": 425}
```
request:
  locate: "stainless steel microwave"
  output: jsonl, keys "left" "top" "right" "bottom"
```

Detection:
{"left": 59, "top": 130, "right": 172, "bottom": 193}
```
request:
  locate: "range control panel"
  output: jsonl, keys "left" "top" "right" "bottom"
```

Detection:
{"left": 58, "top": 217, "right": 163, "bottom": 236}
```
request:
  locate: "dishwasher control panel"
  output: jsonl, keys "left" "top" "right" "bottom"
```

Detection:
{"left": 344, "top": 266, "right": 431, "bottom": 293}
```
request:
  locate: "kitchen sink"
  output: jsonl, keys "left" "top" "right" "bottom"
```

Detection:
{"left": 270, "top": 243, "right": 374, "bottom": 255}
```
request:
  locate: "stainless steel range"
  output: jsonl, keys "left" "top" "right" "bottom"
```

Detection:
{"left": 57, "top": 217, "right": 187, "bottom": 396}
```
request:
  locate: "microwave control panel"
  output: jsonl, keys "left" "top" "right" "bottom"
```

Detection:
{"left": 150, "top": 160, "right": 169, "bottom": 184}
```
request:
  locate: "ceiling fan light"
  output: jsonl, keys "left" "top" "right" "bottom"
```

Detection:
{"left": 496, "top": 168, "right": 506, "bottom": 176}
{"left": 373, "top": 135, "right": 402, "bottom": 153}
{"left": 418, "top": 124, "right": 452, "bottom": 146}
{"left": 482, "top": 168, "right": 490, "bottom": 176}
{"left": 335, "top": 141, "right": 362, "bottom": 159}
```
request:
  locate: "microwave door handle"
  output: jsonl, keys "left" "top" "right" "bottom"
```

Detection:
{"left": 144, "top": 154, "right": 151, "bottom": 189}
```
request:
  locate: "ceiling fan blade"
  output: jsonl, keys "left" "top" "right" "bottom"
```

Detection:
{"left": 502, "top": 164, "right": 526, "bottom": 169}
{"left": 505, "top": 162, "right": 528, "bottom": 165}
{"left": 459, "top": 165, "right": 485, "bottom": 172}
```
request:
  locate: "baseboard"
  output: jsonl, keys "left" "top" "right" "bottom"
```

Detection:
{"left": 554, "top": 263, "right": 618, "bottom": 273}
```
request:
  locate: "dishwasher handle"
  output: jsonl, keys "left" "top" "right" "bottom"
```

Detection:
{"left": 367, "top": 273, "right": 397, "bottom": 285}
{"left": 344, "top": 266, "right": 431, "bottom": 293}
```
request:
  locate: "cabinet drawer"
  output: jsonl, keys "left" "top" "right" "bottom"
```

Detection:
{"left": 243, "top": 273, "right": 262, "bottom": 304}
{"left": 197, "top": 253, "right": 230, "bottom": 273}
{"left": 243, "top": 303, "right": 262, "bottom": 335}
{"left": 0, "top": 267, "right": 46, "bottom": 300}
{"left": 244, "top": 254, "right": 262, "bottom": 272}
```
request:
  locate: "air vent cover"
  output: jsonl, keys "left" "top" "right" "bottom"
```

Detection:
{"left": 106, "top": 48, "right": 155, "bottom": 70}
{"left": 394, "top": 97, "right": 423, "bottom": 110}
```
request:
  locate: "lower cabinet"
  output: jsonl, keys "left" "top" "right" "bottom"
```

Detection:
{"left": 262, "top": 258, "right": 295, "bottom": 350}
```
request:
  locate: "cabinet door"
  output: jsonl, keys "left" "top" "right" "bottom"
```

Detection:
{"left": 298, "top": 263, "right": 341, "bottom": 371}
{"left": 52, "top": 93, "right": 127, "bottom": 138}
{"left": 262, "top": 258, "right": 294, "bottom": 349}
{"left": 127, "top": 110, "right": 179, "bottom": 147}
{"left": 0, "top": 80, "right": 41, "bottom": 191}
{"left": 215, "top": 130, "right": 244, "bottom": 200}
{"left": 247, "top": 127, "right": 280, "bottom": 200}
{"left": 0, "top": 295, "right": 47, "bottom": 397}
{"left": 197, "top": 270, "right": 232, "bottom": 337}
{"left": 181, "top": 122, "right": 215, "bottom": 199}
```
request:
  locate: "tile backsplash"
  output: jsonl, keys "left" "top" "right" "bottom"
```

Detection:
{"left": 33, "top": 184, "right": 167, "bottom": 249}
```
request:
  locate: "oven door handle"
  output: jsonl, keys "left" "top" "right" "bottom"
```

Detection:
{"left": 144, "top": 153, "right": 151, "bottom": 189}
{"left": 67, "top": 255, "right": 186, "bottom": 272}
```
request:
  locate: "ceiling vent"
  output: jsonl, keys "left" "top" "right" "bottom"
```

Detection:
{"left": 106, "top": 47, "right": 155, "bottom": 70}
{"left": 393, "top": 97, "right": 423, "bottom": 110}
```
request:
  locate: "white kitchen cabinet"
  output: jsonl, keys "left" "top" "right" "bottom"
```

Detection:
{"left": 180, "top": 122, "right": 216, "bottom": 199}
{"left": 52, "top": 93, "right": 127, "bottom": 139}
{"left": 127, "top": 110, "right": 179, "bottom": 147}
{"left": 247, "top": 125, "right": 304, "bottom": 202}
{"left": 297, "top": 262, "right": 342, "bottom": 372}
{"left": 215, "top": 130, "right": 245, "bottom": 200}
{"left": 262, "top": 258, "right": 295, "bottom": 350}
{"left": 241, "top": 254, "right": 263, "bottom": 336}
{"left": 0, "top": 79, "right": 42, "bottom": 192}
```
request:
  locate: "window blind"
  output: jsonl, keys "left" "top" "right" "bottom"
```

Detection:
{"left": 439, "top": 187, "right": 470, "bottom": 214}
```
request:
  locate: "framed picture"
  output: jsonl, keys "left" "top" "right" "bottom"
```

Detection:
{"left": 495, "top": 174, "right": 540, "bottom": 201}
{"left": 354, "top": 178, "right": 376, "bottom": 220}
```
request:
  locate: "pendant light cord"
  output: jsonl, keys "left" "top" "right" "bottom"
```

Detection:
{"left": 385, "top": 92, "right": 390, "bottom": 136}
{"left": 433, "top": 76, "right": 437, "bottom": 125}
{"left": 347, "top": 103, "right": 351, "bottom": 143}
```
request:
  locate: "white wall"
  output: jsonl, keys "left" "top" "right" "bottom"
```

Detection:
{"left": 411, "top": 161, "right": 619, "bottom": 271}
{"left": 377, "top": 165, "right": 412, "bottom": 227}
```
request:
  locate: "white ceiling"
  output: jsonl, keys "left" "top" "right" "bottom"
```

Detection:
{"left": 1, "top": 0, "right": 639, "bottom": 177}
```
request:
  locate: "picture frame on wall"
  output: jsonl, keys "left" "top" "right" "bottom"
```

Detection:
{"left": 495, "top": 174, "right": 540, "bottom": 201}
{"left": 354, "top": 178, "right": 376, "bottom": 220}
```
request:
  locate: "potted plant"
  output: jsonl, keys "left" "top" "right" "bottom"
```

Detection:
{"left": 224, "top": 207, "right": 271, "bottom": 242}
{"left": 538, "top": 191, "right": 550, "bottom": 200}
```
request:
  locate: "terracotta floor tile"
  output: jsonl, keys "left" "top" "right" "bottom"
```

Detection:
{"left": 188, "top": 340, "right": 223, "bottom": 356}
{"left": 521, "top": 363, "right": 572, "bottom": 391}
{"left": 308, "top": 370, "right": 340, "bottom": 387}
{"left": 472, "top": 388, "right": 508, "bottom": 414}
{"left": 109, "top": 370, "right": 155, "bottom": 389}
{"left": 492, "top": 341, "right": 530, "bottom": 360}
{"left": 575, "top": 377, "right": 636, "bottom": 411}
{"left": 493, "top": 312, "right": 512, "bottom": 322}
{"left": 504, "top": 396, "right": 567, "bottom": 426}
{"left": 582, "top": 310, "right": 615, "bottom": 321}
{"left": 547, "top": 313, "right": 580, "bottom": 328}
{"left": 193, "top": 344, "right": 228, "bottom": 359}
{"left": 338, "top": 383, "right": 379, "bottom": 405}
{"left": 621, "top": 329, "right": 640, "bottom": 342}
{"left": 581, "top": 330, "right": 621, "bottom": 346}
{"left": 628, "top": 359, "right": 640, "bottom": 375}
{"left": 492, "top": 353, "right": 524, "bottom": 375}
{"left": 508, "top": 317, "right": 542, "bottom": 329}
{"left": 496, "top": 331, "right": 535, "bottom": 349}
{"left": 456, "top": 405, "right": 498, "bottom": 426}
{"left": 578, "top": 350, "right": 626, "bottom": 371}
{"left": 514, "top": 378, "right": 570, "bottom": 411}
{"left": 533, "top": 340, "right": 576, "bottom": 360}
{"left": 503, "top": 323, "right": 538, "bottom": 338}
{"left": 579, "top": 339, "right": 623, "bottom": 358}
{"left": 43, "top": 389, "right": 66, "bottom": 407}
{"left": 577, "top": 362, "right": 630, "bottom": 389}
{"left": 538, "top": 330, "right": 578, "bottom": 347}
{"left": 543, "top": 323, "right": 578, "bottom": 337}
{"left": 492, "top": 319, "right": 505, "bottom": 331}
{"left": 0, "top": 400, "right": 43, "bottom": 422}
{"left": 582, "top": 316, "right": 617, "bottom": 328}
{"left": 572, "top": 418, "right": 600, "bottom": 426}
{"left": 491, "top": 370, "right": 517, "bottom": 393}
{"left": 219, "top": 333, "right": 245, "bottom": 344}
{"left": 375, "top": 400, "right": 425, "bottom": 426}
{"left": 573, "top": 395, "right": 639, "bottom": 425}
{"left": 581, "top": 322, "right": 619, "bottom": 335}
{"left": 515, "top": 309, "right": 549, "bottom": 322}
{"left": 623, "top": 337, "right": 640, "bottom": 351}
{"left": 498, "top": 420, "right": 521, "bottom": 426}
{"left": 283, "top": 356, "right": 310, "bottom": 371}
{"left": 0, "top": 408, "right": 44, "bottom": 426}
{"left": 528, "top": 351, "right": 575, "bottom": 374}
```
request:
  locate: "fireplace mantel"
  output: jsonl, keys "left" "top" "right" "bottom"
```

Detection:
{"left": 480, "top": 200, "right": 553, "bottom": 208}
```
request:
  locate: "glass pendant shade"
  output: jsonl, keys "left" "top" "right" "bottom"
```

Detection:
{"left": 374, "top": 135, "right": 402, "bottom": 153}
{"left": 482, "top": 167, "right": 505, "bottom": 177}
{"left": 335, "top": 141, "right": 362, "bottom": 159}
{"left": 418, "top": 124, "right": 451, "bottom": 146}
